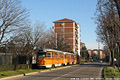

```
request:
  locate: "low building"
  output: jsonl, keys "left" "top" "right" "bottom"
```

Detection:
{"left": 89, "top": 49, "right": 105, "bottom": 61}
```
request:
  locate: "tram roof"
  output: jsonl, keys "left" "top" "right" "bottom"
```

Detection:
{"left": 39, "top": 48, "right": 73, "bottom": 54}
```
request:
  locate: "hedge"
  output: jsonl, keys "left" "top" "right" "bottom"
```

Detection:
{"left": 0, "top": 64, "right": 30, "bottom": 72}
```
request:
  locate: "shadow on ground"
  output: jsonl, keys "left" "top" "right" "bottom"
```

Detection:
{"left": 80, "top": 62, "right": 110, "bottom": 78}
{"left": 80, "top": 62, "right": 110, "bottom": 67}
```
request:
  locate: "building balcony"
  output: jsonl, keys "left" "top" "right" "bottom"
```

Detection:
{"left": 75, "top": 37, "right": 78, "bottom": 40}
{"left": 75, "top": 35, "right": 78, "bottom": 38}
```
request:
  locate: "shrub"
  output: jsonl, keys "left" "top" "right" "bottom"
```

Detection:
{"left": 0, "top": 64, "right": 30, "bottom": 72}
{"left": 0, "top": 65, "right": 14, "bottom": 71}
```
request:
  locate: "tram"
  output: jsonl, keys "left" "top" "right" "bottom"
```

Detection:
{"left": 32, "top": 49, "right": 77, "bottom": 68}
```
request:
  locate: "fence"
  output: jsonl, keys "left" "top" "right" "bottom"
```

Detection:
{"left": 0, "top": 53, "right": 32, "bottom": 65}
{"left": 0, "top": 53, "right": 12, "bottom": 65}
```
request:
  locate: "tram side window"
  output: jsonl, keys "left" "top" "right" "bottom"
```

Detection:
{"left": 74, "top": 56, "right": 76, "bottom": 59}
{"left": 55, "top": 53, "right": 57, "bottom": 58}
{"left": 65, "top": 55, "right": 67, "bottom": 58}
{"left": 47, "top": 53, "right": 51, "bottom": 57}
{"left": 37, "top": 53, "right": 46, "bottom": 58}
{"left": 67, "top": 55, "right": 70, "bottom": 59}
{"left": 72, "top": 55, "right": 73, "bottom": 58}
{"left": 52, "top": 53, "right": 54, "bottom": 57}
{"left": 73, "top": 56, "right": 75, "bottom": 59}
{"left": 60, "top": 54, "right": 63, "bottom": 58}
{"left": 52, "top": 53, "right": 56, "bottom": 58}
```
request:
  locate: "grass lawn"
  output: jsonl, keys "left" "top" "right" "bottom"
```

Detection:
{"left": 0, "top": 69, "right": 46, "bottom": 78}
{"left": 79, "top": 61, "right": 89, "bottom": 64}
{"left": 0, "top": 64, "right": 75, "bottom": 78}
{"left": 104, "top": 67, "right": 120, "bottom": 78}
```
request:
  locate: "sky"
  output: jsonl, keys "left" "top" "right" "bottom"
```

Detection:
{"left": 21, "top": 0, "right": 103, "bottom": 49}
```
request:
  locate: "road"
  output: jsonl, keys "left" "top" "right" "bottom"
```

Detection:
{"left": 5, "top": 62, "right": 109, "bottom": 80}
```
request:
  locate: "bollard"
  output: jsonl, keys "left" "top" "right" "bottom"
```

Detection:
{"left": 1, "top": 74, "right": 4, "bottom": 76}
{"left": 23, "top": 73, "right": 25, "bottom": 76}
{"left": 39, "top": 71, "right": 40, "bottom": 73}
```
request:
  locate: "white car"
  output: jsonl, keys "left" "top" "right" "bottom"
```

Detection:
{"left": 99, "top": 60, "right": 102, "bottom": 63}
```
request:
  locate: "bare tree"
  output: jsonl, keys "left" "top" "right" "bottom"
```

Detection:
{"left": 95, "top": 0, "right": 120, "bottom": 68}
{"left": 37, "top": 28, "right": 56, "bottom": 49}
{"left": 5, "top": 21, "right": 46, "bottom": 69}
{"left": 0, "top": 0, "right": 29, "bottom": 43}
{"left": 113, "top": 0, "right": 120, "bottom": 19}
{"left": 103, "top": 46, "right": 110, "bottom": 62}
{"left": 9, "top": 21, "right": 46, "bottom": 55}
{"left": 39, "top": 28, "right": 72, "bottom": 52}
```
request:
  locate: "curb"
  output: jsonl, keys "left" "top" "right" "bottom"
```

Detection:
{"left": 98, "top": 67, "right": 103, "bottom": 78}
{"left": 0, "top": 65, "right": 75, "bottom": 80}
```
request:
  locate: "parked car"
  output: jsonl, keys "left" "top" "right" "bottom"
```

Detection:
{"left": 91, "top": 59, "right": 93, "bottom": 62}
{"left": 114, "top": 61, "right": 120, "bottom": 67}
{"left": 114, "top": 61, "right": 117, "bottom": 66}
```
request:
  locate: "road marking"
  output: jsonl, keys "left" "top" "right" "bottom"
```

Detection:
{"left": 52, "top": 64, "right": 104, "bottom": 80}
{"left": 52, "top": 67, "right": 87, "bottom": 80}
{"left": 98, "top": 67, "right": 103, "bottom": 78}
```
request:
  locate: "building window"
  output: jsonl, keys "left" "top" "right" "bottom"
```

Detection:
{"left": 60, "top": 23, "right": 64, "bottom": 26}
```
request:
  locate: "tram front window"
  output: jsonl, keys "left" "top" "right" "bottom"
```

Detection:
{"left": 38, "top": 53, "right": 46, "bottom": 58}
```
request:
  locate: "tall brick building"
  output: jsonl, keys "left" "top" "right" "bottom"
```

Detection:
{"left": 53, "top": 18, "right": 81, "bottom": 55}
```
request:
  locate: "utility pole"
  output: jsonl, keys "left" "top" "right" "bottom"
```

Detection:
{"left": 98, "top": 40, "right": 100, "bottom": 60}
{"left": 98, "top": 40, "right": 100, "bottom": 50}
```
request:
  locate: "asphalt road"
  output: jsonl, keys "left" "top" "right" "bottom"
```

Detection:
{"left": 5, "top": 62, "right": 109, "bottom": 80}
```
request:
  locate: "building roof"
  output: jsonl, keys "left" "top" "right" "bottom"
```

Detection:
{"left": 88, "top": 49, "right": 91, "bottom": 51}
{"left": 53, "top": 18, "right": 75, "bottom": 23}
{"left": 38, "top": 48, "right": 73, "bottom": 54}
{"left": 92, "top": 49, "right": 103, "bottom": 51}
